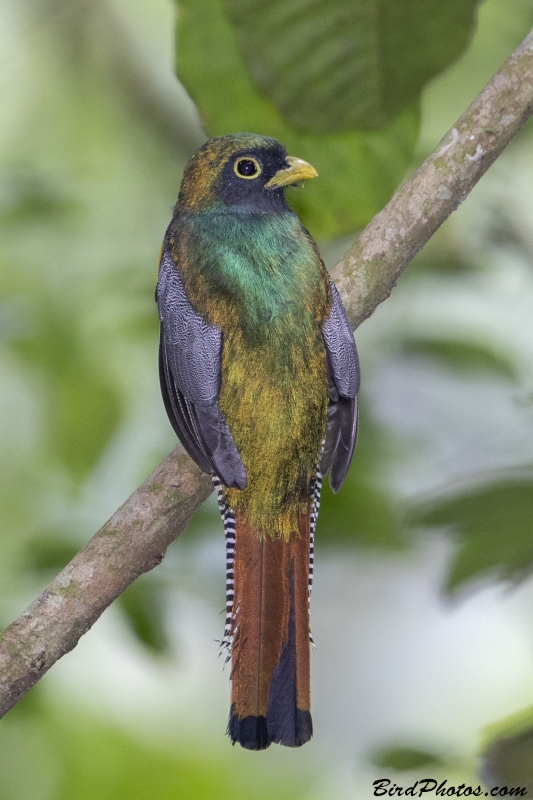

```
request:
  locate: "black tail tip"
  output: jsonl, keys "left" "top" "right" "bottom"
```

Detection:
{"left": 228, "top": 707, "right": 313, "bottom": 750}
{"left": 228, "top": 710, "right": 270, "bottom": 750}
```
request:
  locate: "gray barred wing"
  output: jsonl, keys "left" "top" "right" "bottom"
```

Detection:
{"left": 320, "top": 277, "right": 360, "bottom": 493}
{"left": 156, "top": 243, "right": 247, "bottom": 490}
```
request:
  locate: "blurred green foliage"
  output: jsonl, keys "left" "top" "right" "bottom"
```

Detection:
{"left": 0, "top": 693, "right": 312, "bottom": 800}
{"left": 319, "top": 403, "right": 403, "bottom": 548}
{"left": 481, "top": 706, "right": 533, "bottom": 792}
{"left": 482, "top": 731, "right": 533, "bottom": 793}
{"left": 407, "top": 476, "right": 533, "bottom": 594}
{"left": 398, "top": 338, "right": 517, "bottom": 381}
{"left": 117, "top": 576, "right": 170, "bottom": 655}
{"left": 9, "top": 293, "right": 123, "bottom": 480}
{"left": 371, "top": 745, "right": 446, "bottom": 771}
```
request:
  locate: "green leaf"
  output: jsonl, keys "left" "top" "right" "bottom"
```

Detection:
{"left": 481, "top": 707, "right": 533, "bottom": 791}
{"left": 176, "top": 0, "right": 419, "bottom": 239}
{"left": 371, "top": 745, "right": 446, "bottom": 771}
{"left": 400, "top": 337, "right": 517, "bottom": 379}
{"left": 481, "top": 729, "right": 533, "bottom": 797}
{"left": 482, "top": 731, "right": 533, "bottom": 791}
{"left": 318, "top": 407, "right": 402, "bottom": 548}
{"left": 118, "top": 578, "right": 170, "bottom": 655}
{"left": 24, "top": 534, "right": 79, "bottom": 573}
{"left": 223, "top": 0, "right": 481, "bottom": 133}
{"left": 407, "top": 475, "right": 533, "bottom": 593}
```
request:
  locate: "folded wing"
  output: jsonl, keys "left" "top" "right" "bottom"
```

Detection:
{"left": 320, "top": 277, "right": 360, "bottom": 492}
{"left": 157, "top": 243, "right": 247, "bottom": 490}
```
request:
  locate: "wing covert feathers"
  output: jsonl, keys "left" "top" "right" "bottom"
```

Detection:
{"left": 320, "top": 276, "right": 360, "bottom": 492}
{"left": 157, "top": 244, "right": 246, "bottom": 489}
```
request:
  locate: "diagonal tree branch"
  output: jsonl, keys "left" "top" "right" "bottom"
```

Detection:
{"left": 334, "top": 27, "right": 533, "bottom": 330}
{"left": 1, "top": 28, "right": 533, "bottom": 719}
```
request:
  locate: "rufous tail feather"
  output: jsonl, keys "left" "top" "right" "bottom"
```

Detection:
{"left": 225, "top": 485, "right": 315, "bottom": 750}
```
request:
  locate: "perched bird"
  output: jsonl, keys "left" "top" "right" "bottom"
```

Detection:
{"left": 156, "top": 133, "right": 359, "bottom": 750}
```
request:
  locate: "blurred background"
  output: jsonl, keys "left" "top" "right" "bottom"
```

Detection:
{"left": 2, "top": 0, "right": 533, "bottom": 796}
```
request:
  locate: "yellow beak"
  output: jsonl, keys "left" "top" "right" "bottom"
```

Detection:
{"left": 265, "top": 156, "right": 318, "bottom": 189}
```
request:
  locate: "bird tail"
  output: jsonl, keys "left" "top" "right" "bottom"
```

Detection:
{"left": 217, "top": 474, "right": 321, "bottom": 750}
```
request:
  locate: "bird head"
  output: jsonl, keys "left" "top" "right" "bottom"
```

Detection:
{"left": 177, "top": 133, "right": 317, "bottom": 213}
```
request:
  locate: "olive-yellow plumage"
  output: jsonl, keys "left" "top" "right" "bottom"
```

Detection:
{"left": 171, "top": 210, "right": 330, "bottom": 540}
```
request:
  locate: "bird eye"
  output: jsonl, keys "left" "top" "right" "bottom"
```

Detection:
{"left": 234, "top": 157, "right": 261, "bottom": 179}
